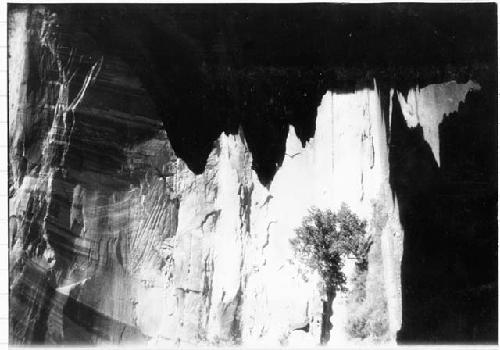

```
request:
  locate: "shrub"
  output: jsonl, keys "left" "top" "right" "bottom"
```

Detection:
{"left": 345, "top": 200, "right": 390, "bottom": 342}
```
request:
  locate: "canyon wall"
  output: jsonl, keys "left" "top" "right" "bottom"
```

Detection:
{"left": 8, "top": 6, "right": 495, "bottom": 346}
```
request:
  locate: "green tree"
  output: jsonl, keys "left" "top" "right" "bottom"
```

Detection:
{"left": 290, "top": 203, "right": 371, "bottom": 344}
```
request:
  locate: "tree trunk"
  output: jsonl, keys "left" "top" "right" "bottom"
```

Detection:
{"left": 320, "top": 287, "right": 336, "bottom": 345}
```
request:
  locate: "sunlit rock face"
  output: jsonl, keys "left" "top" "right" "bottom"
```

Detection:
{"left": 8, "top": 4, "right": 497, "bottom": 347}
{"left": 397, "top": 81, "right": 481, "bottom": 166}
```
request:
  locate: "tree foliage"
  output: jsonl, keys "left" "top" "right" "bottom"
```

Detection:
{"left": 290, "top": 203, "right": 371, "bottom": 292}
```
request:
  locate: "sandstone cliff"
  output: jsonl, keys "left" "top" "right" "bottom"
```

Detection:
{"left": 8, "top": 5, "right": 495, "bottom": 346}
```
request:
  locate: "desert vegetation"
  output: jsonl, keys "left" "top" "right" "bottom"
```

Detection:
{"left": 291, "top": 203, "right": 372, "bottom": 344}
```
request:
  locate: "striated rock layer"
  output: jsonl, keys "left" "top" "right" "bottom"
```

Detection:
{"left": 8, "top": 5, "right": 496, "bottom": 346}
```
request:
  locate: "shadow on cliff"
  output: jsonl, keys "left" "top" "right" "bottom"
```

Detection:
{"left": 10, "top": 261, "right": 147, "bottom": 344}
{"left": 46, "top": 3, "right": 496, "bottom": 185}
{"left": 390, "top": 80, "right": 497, "bottom": 343}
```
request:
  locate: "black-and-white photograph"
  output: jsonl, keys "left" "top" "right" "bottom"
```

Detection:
{"left": 7, "top": 2, "right": 498, "bottom": 347}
